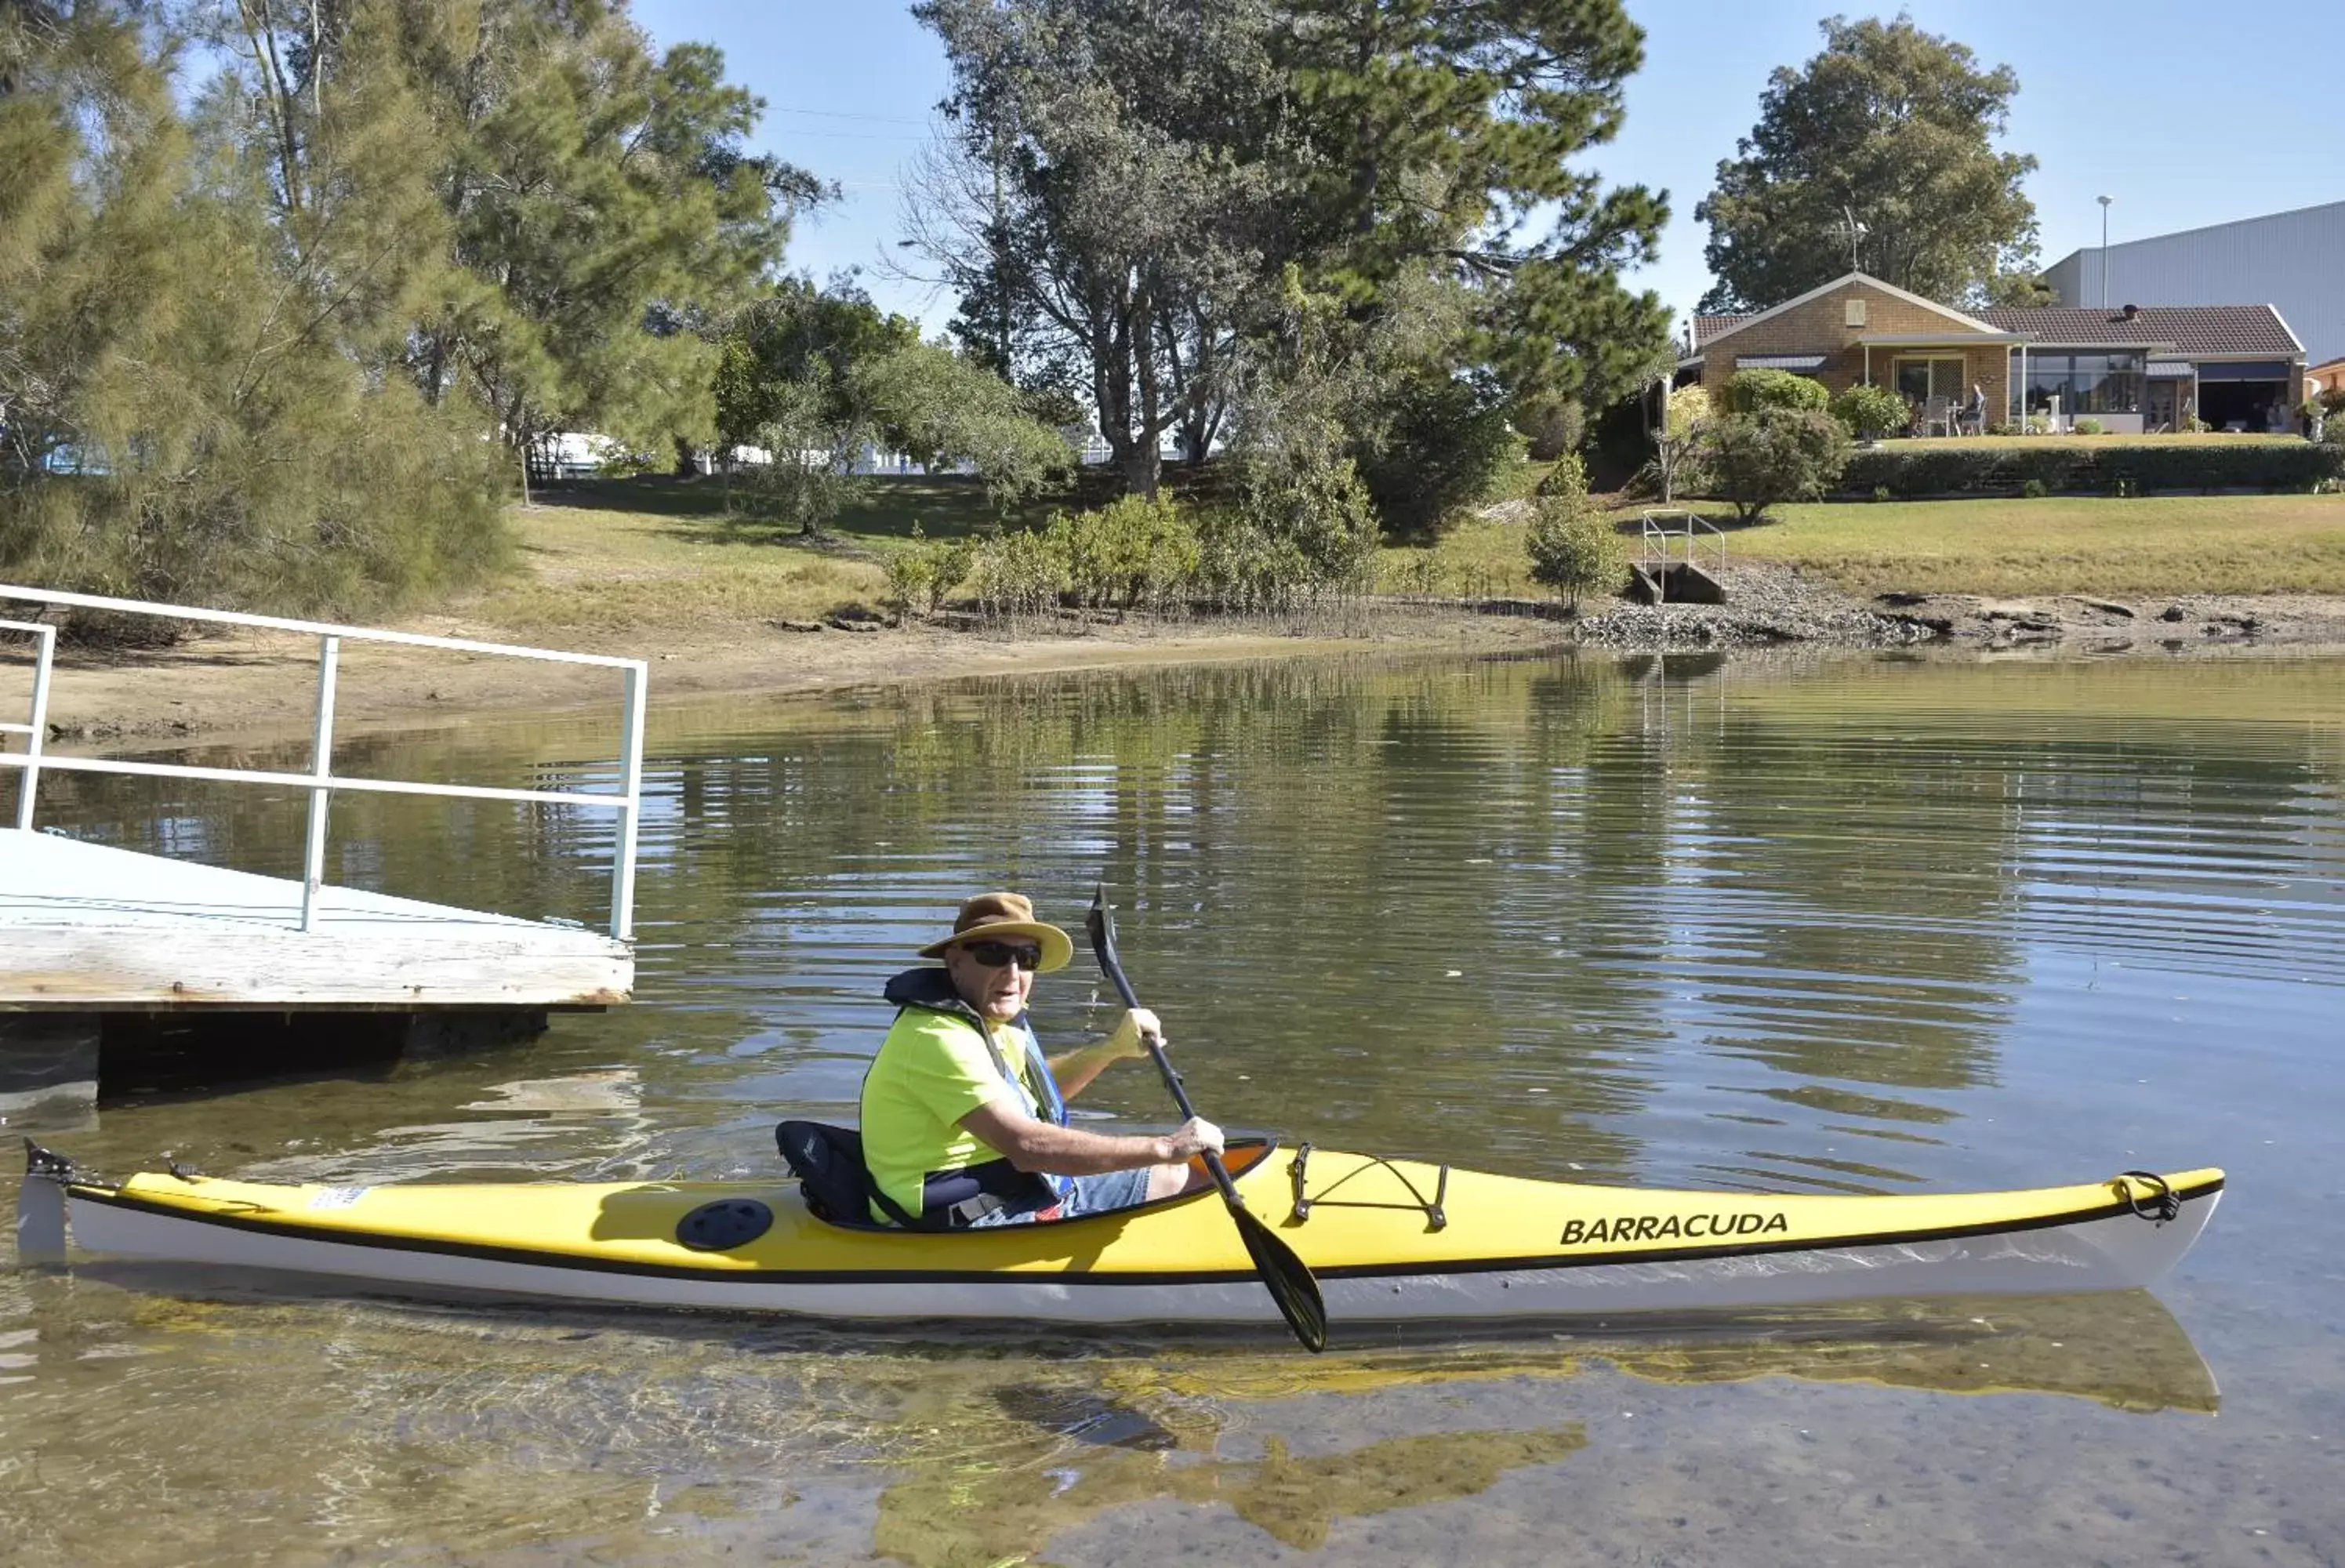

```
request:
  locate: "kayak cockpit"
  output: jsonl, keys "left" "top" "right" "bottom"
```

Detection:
{"left": 775, "top": 1122, "right": 1280, "bottom": 1235}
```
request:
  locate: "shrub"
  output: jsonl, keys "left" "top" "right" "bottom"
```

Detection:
{"left": 1193, "top": 507, "right": 1314, "bottom": 612}
{"left": 1650, "top": 383, "right": 1713, "bottom": 503}
{"left": 2020, "top": 478, "right": 2047, "bottom": 499}
{"left": 882, "top": 543, "right": 931, "bottom": 620}
{"left": 1044, "top": 493, "right": 1198, "bottom": 611}
{"left": 1515, "top": 395, "right": 1585, "bottom": 461}
{"left": 1873, "top": 485, "right": 1893, "bottom": 503}
{"left": 2074, "top": 417, "right": 2104, "bottom": 436}
{"left": 1729, "top": 368, "right": 1829, "bottom": 416}
{"left": 1523, "top": 456, "right": 1624, "bottom": 612}
{"left": 1831, "top": 383, "right": 1910, "bottom": 441}
{"left": 966, "top": 527, "right": 1069, "bottom": 620}
{"left": 1696, "top": 409, "right": 1852, "bottom": 520}
{"left": 1355, "top": 372, "right": 1524, "bottom": 540}
{"left": 882, "top": 521, "right": 975, "bottom": 619}
{"left": 1226, "top": 445, "right": 1380, "bottom": 602}
{"left": 1842, "top": 441, "right": 2345, "bottom": 498}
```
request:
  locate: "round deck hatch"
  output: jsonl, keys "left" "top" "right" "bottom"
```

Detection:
{"left": 677, "top": 1198, "right": 775, "bottom": 1251}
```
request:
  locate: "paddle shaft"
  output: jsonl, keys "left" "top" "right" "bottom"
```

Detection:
{"left": 1086, "top": 888, "right": 1327, "bottom": 1352}
{"left": 1091, "top": 942, "right": 1245, "bottom": 1210}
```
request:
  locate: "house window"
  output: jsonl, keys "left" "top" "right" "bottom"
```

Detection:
{"left": 1893, "top": 358, "right": 1967, "bottom": 405}
{"left": 2024, "top": 353, "right": 2144, "bottom": 416}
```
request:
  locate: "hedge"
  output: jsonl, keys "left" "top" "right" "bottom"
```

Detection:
{"left": 1841, "top": 441, "right": 2344, "bottom": 499}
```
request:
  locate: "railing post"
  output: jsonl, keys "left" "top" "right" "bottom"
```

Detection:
{"left": 610, "top": 662, "right": 646, "bottom": 942}
{"left": 13, "top": 624, "right": 53, "bottom": 831}
{"left": 299, "top": 634, "right": 340, "bottom": 932}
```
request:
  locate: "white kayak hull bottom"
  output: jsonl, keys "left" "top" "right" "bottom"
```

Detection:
{"left": 64, "top": 1185, "right": 2219, "bottom": 1327}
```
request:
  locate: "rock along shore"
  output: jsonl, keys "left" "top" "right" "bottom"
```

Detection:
{"left": 1567, "top": 564, "right": 2345, "bottom": 655}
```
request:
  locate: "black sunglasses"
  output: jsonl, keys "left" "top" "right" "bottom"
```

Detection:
{"left": 960, "top": 939, "right": 1044, "bottom": 971}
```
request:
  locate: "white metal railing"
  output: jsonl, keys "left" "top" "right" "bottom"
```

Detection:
{"left": 0, "top": 584, "right": 647, "bottom": 941}
{"left": 1638, "top": 510, "right": 1727, "bottom": 604}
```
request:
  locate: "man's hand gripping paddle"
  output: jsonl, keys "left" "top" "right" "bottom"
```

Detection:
{"left": 1086, "top": 886, "right": 1327, "bottom": 1353}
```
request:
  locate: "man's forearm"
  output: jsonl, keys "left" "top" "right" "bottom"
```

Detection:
{"left": 991, "top": 1117, "right": 1173, "bottom": 1176}
{"left": 1046, "top": 1041, "right": 1129, "bottom": 1099}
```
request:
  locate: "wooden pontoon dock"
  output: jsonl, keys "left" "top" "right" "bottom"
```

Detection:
{"left": 1, "top": 583, "right": 647, "bottom": 1127}
{"left": 0, "top": 829, "right": 632, "bottom": 1010}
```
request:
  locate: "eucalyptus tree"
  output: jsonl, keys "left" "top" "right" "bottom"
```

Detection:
{"left": 1697, "top": 15, "right": 2041, "bottom": 311}
{"left": 907, "top": 0, "right": 1290, "bottom": 498}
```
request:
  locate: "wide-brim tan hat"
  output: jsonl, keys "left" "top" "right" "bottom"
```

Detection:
{"left": 917, "top": 891, "right": 1074, "bottom": 974}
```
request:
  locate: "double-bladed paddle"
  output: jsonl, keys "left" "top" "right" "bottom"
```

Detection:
{"left": 1085, "top": 886, "right": 1327, "bottom": 1353}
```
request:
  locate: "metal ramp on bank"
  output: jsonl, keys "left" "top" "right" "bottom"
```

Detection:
{"left": 0, "top": 583, "right": 645, "bottom": 1124}
{"left": 1629, "top": 510, "right": 1728, "bottom": 606}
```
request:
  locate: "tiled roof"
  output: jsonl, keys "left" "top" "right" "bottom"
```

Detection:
{"left": 1977, "top": 305, "right": 2302, "bottom": 357}
{"left": 1692, "top": 314, "right": 1749, "bottom": 347}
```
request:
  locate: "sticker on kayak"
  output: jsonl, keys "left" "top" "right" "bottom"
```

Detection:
{"left": 1561, "top": 1212, "right": 1790, "bottom": 1246}
{"left": 308, "top": 1187, "right": 370, "bottom": 1210}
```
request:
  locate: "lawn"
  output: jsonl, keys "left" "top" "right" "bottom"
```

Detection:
{"left": 1726, "top": 492, "right": 2345, "bottom": 597}
{"left": 465, "top": 478, "right": 892, "bottom": 639}
{"left": 1864, "top": 433, "right": 2301, "bottom": 452}
{"left": 1380, "top": 491, "right": 2345, "bottom": 601}
{"left": 472, "top": 472, "right": 2345, "bottom": 639}
{"left": 461, "top": 471, "right": 1117, "bottom": 639}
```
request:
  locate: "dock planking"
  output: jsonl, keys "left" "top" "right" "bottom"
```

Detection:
{"left": 0, "top": 829, "right": 633, "bottom": 1010}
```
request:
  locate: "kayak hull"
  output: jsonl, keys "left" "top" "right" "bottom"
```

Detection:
{"left": 35, "top": 1145, "right": 2222, "bottom": 1328}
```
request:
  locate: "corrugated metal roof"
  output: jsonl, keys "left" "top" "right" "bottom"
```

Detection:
{"left": 1735, "top": 353, "right": 1827, "bottom": 370}
{"left": 1978, "top": 304, "right": 2302, "bottom": 357}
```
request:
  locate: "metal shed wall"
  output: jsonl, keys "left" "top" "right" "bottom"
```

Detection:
{"left": 2048, "top": 200, "right": 2345, "bottom": 364}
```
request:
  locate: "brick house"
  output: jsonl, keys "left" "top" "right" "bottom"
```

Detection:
{"left": 1684, "top": 273, "right": 2307, "bottom": 434}
{"left": 2311, "top": 358, "right": 2345, "bottom": 398}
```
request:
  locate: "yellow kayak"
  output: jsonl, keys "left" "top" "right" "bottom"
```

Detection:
{"left": 20, "top": 1139, "right": 2220, "bottom": 1330}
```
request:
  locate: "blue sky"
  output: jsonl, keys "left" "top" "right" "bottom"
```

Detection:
{"left": 637, "top": 1, "right": 2345, "bottom": 334}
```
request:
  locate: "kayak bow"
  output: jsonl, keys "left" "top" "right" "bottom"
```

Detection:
{"left": 19, "top": 1139, "right": 2220, "bottom": 1329}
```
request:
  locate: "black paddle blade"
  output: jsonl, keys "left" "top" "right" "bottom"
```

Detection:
{"left": 1229, "top": 1200, "right": 1328, "bottom": 1353}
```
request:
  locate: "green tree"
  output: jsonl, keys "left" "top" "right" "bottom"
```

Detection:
{"left": 1697, "top": 15, "right": 2038, "bottom": 311}
{"left": 909, "top": 0, "right": 1285, "bottom": 499}
{"left": 1697, "top": 410, "right": 1852, "bottom": 521}
{"left": 1729, "top": 368, "right": 1831, "bottom": 415}
{"left": 850, "top": 337, "right": 1073, "bottom": 517}
{"left": 714, "top": 279, "right": 1069, "bottom": 532}
{"left": 1, "top": 1, "right": 505, "bottom": 615}
{"left": 1279, "top": 0, "right": 1672, "bottom": 410}
{"left": 1830, "top": 382, "right": 1909, "bottom": 441}
{"left": 1650, "top": 383, "right": 1712, "bottom": 503}
{"left": 1523, "top": 455, "right": 1624, "bottom": 612}
{"left": 387, "top": 2, "right": 819, "bottom": 485}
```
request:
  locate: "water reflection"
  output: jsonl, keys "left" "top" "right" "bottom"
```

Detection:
{"left": 0, "top": 1272, "right": 2215, "bottom": 1565}
{"left": 9, "top": 648, "right": 2342, "bottom": 1563}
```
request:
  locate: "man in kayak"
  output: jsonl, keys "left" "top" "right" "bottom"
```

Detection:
{"left": 860, "top": 891, "right": 1222, "bottom": 1228}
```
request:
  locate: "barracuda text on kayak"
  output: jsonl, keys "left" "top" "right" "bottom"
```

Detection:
{"left": 1559, "top": 1211, "right": 1792, "bottom": 1247}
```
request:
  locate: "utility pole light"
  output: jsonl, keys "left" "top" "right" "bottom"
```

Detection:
{"left": 2097, "top": 195, "right": 2114, "bottom": 307}
{"left": 1842, "top": 205, "right": 1866, "bottom": 274}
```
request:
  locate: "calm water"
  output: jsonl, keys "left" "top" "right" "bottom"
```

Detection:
{"left": 4, "top": 648, "right": 2342, "bottom": 1566}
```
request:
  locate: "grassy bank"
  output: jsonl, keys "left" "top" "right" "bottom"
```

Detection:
{"left": 470, "top": 473, "right": 2345, "bottom": 643}
{"left": 1384, "top": 491, "right": 2345, "bottom": 601}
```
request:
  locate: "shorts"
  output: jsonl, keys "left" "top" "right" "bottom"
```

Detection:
{"left": 968, "top": 1164, "right": 1156, "bottom": 1227}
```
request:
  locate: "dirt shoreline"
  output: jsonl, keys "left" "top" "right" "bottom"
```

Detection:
{"left": 16, "top": 608, "right": 1570, "bottom": 755}
{"left": 16, "top": 581, "right": 2345, "bottom": 757}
